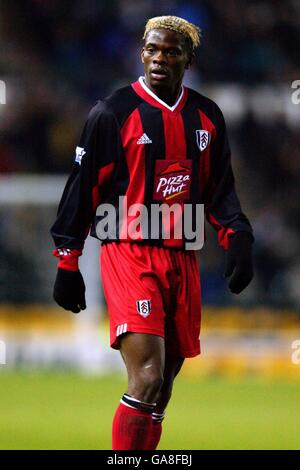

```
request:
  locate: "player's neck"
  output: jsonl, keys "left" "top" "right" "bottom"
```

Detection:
{"left": 155, "top": 86, "right": 182, "bottom": 106}
{"left": 143, "top": 78, "right": 183, "bottom": 106}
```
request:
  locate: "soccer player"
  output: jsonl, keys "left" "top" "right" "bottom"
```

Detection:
{"left": 51, "top": 16, "right": 254, "bottom": 450}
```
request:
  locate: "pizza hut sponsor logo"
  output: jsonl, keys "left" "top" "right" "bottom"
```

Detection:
{"left": 153, "top": 160, "right": 192, "bottom": 202}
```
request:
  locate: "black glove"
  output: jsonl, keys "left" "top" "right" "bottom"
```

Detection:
{"left": 53, "top": 268, "right": 86, "bottom": 313}
{"left": 224, "top": 231, "right": 254, "bottom": 294}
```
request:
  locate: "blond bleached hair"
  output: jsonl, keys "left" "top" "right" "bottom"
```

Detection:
{"left": 143, "top": 15, "right": 201, "bottom": 50}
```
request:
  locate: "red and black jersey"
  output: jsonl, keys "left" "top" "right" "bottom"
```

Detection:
{"left": 51, "top": 77, "right": 253, "bottom": 256}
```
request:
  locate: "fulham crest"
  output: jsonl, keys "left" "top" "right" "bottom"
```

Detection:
{"left": 136, "top": 300, "right": 151, "bottom": 318}
{"left": 196, "top": 130, "right": 211, "bottom": 151}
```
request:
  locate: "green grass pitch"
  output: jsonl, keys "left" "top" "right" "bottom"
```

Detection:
{"left": 0, "top": 371, "right": 299, "bottom": 450}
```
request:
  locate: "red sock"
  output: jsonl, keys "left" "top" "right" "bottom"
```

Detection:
{"left": 112, "top": 402, "right": 153, "bottom": 450}
{"left": 147, "top": 422, "right": 163, "bottom": 450}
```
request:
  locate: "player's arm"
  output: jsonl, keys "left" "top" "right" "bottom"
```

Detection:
{"left": 205, "top": 105, "right": 254, "bottom": 294}
{"left": 51, "top": 102, "right": 118, "bottom": 312}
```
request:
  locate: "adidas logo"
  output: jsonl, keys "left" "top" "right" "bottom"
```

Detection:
{"left": 137, "top": 133, "right": 152, "bottom": 145}
{"left": 58, "top": 248, "right": 71, "bottom": 256}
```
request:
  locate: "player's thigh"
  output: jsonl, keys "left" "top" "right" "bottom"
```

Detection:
{"left": 120, "top": 332, "right": 165, "bottom": 378}
{"left": 156, "top": 355, "right": 184, "bottom": 411}
{"left": 163, "top": 354, "right": 184, "bottom": 392}
{"left": 165, "top": 355, "right": 184, "bottom": 379}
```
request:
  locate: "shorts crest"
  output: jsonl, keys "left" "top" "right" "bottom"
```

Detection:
{"left": 136, "top": 300, "right": 151, "bottom": 318}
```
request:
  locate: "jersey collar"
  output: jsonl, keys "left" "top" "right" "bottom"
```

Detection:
{"left": 131, "top": 76, "right": 188, "bottom": 112}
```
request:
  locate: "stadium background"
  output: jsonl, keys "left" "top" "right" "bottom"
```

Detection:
{"left": 0, "top": 0, "right": 299, "bottom": 449}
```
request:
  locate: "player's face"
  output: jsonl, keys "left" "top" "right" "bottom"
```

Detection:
{"left": 141, "top": 29, "right": 192, "bottom": 98}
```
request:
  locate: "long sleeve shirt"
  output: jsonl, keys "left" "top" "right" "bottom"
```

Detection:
{"left": 51, "top": 77, "right": 253, "bottom": 264}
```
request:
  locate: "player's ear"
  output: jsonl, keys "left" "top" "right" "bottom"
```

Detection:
{"left": 185, "top": 52, "right": 195, "bottom": 69}
{"left": 141, "top": 47, "right": 145, "bottom": 64}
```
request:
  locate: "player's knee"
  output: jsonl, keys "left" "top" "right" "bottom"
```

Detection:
{"left": 139, "top": 368, "right": 164, "bottom": 402}
{"left": 130, "top": 368, "right": 164, "bottom": 403}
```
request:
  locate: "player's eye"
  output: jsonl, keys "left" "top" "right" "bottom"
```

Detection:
{"left": 167, "top": 49, "right": 180, "bottom": 56}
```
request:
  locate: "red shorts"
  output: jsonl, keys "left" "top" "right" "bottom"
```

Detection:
{"left": 100, "top": 243, "right": 201, "bottom": 358}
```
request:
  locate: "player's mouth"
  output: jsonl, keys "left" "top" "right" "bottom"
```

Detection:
{"left": 150, "top": 69, "right": 169, "bottom": 81}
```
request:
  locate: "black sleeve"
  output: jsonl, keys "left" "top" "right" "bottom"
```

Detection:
{"left": 206, "top": 105, "right": 253, "bottom": 249}
{"left": 51, "top": 101, "right": 120, "bottom": 250}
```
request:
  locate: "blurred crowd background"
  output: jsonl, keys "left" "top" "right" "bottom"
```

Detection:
{"left": 0, "top": 0, "right": 300, "bottom": 310}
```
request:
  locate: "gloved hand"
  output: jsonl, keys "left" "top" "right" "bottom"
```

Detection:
{"left": 53, "top": 268, "right": 86, "bottom": 313}
{"left": 224, "top": 231, "right": 254, "bottom": 294}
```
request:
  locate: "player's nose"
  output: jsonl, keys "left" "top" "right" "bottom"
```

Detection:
{"left": 153, "top": 50, "right": 167, "bottom": 64}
